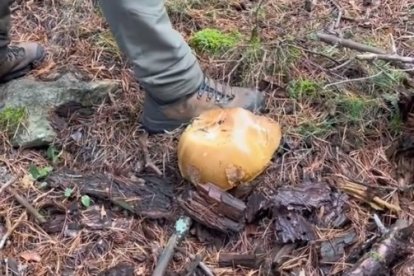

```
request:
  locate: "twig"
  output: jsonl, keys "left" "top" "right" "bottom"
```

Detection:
{"left": 287, "top": 43, "right": 340, "bottom": 64}
{"left": 327, "top": 0, "right": 343, "bottom": 29}
{"left": 317, "top": 32, "right": 386, "bottom": 54}
{"left": 138, "top": 133, "right": 163, "bottom": 176}
{"left": 317, "top": 32, "right": 414, "bottom": 76}
{"left": 6, "top": 186, "right": 47, "bottom": 224}
{"left": 330, "top": 58, "right": 354, "bottom": 71}
{"left": 323, "top": 71, "right": 383, "bottom": 89}
{"left": 177, "top": 247, "right": 215, "bottom": 276}
{"left": 345, "top": 220, "right": 414, "bottom": 276}
{"left": 357, "top": 53, "right": 414, "bottom": 63}
{"left": 250, "top": 0, "right": 267, "bottom": 42}
{"left": 152, "top": 216, "right": 192, "bottom": 276}
{"left": 184, "top": 255, "right": 202, "bottom": 276}
{"left": 0, "top": 212, "right": 26, "bottom": 249}
{"left": 0, "top": 176, "right": 17, "bottom": 195}
{"left": 195, "top": 260, "right": 214, "bottom": 276}
{"left": 390, "top": 33, "right": 397, "bottom": 54}
{"left": 373, "top": 214, "right": 388, "bottom": 235}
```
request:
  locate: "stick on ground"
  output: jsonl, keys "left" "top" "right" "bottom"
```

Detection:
{"left": 317, "top": 32, "right": 386, "bottom": 54}
{"left": 152, "top": 216, "right": 192, "bottom": 276}
{"left": 345, "top": 220, "right": 414, "bottom": 276}
{"left": 317, "top": 32, "right": 414, "bottom": 75}
{"left": 177, "top": 247, "right": 214, "bottom": 276}
{"left": 0, "top": 212, "right": 27, "bottom": 249}
{"left": 0, "top": 176, "right": 17, "bottom": 195}
{"left": 7, "top": 186, "right": 47, "bottom": 224}
{"left": 138, "top": 133, "right": 163, "bottom": 176}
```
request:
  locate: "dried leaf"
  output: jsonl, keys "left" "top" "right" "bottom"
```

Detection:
{"left": 20, "top": 251, "right": 41, "bottom": 262}
{"left": 21, "top": 174, "right": 34, "bottom": 189}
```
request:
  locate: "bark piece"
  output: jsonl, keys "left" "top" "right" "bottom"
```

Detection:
{"left": 320, "top": 230, "right": 357, "bottom": 263}
{"left": 270, "top": 181, "right": 343, "bottom": 243}
{"left": 46, "top": 170, "right": 175, "bottom": 219}
{"left": 178, "top": 183, "right": 246, "bottom": 233}
{"left": 273, "top": 207, "right": 316, "bottom": 243}
{"left": 245, "top": 192, "right": 269, "bottom": 223}
{"left": 218, "top": 253, "right": 264, "bottom": 269}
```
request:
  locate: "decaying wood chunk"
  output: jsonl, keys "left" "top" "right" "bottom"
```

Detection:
{"left": 46, "top": 170, "right": 176, "bottom": 219}
{"left": 178, "top": 183, "right": 246, "bottom": 233}
{"left": 218, "top": 253, "right": 264, "bottom": 269}
{"left": 273, "top": 207, "right": 316, "bottom": 243}
{"left": 245, "top": 192, "right": 269, "bottom": 223}
{"left": 345, "top": 220, "right": 414, "bottom": 276}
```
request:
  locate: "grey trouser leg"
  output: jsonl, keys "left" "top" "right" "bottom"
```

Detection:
{"left": 98, "top": 0, "right": 204, "bottom": 103}
{"left": 0, "top": 0, "right": 12, "bottom": 57}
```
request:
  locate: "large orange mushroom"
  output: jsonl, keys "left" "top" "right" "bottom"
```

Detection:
{"left": 178, "top": 107, "right": 282, "bottom": 191}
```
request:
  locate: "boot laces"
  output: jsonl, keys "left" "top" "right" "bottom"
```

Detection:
{"left": 4, "top": 46, "right": 25, "bottom": 62}
{"left": 196, "top": 76, "right": 235, "bottom": 103}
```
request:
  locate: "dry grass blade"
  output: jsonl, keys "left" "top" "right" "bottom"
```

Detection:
{"left": 338, "top": 179, "right": 401, "bottom": 213}
{"left": 0, "top": 176, "right": 17, "bottom": 195}
{"left": 0, "top": 212, "right": 27, "bottom": 250}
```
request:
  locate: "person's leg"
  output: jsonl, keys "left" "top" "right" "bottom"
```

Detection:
{"left": 99, "top": 0, "right": 264, "bottom": 133}
{"left": 0, "top": 0, "right": 13, "bottom": 56}
{"left": 0, "top": 0, "right": 45, "bottom": 83}
{"left": 99, "top": 0, "right": 203, "bottom": 103}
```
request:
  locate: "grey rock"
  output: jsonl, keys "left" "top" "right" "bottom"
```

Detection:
{"left": 0, "top": 73, "right": 119, "bottom": 148}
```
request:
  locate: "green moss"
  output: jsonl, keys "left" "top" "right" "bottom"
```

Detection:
{"left": 389, "top": 112, "right": 403, "bottom": 134}
{"left": 189, "top": 28, "right": 241, "bottom": 55}
{"left": 370, "top": 66, "right": 405, "bottom": 93}
{"left": 336, "top": 95, "right": 379, "bottom": 122}
{"left": 288, "top": 79, "right": 321, "bottom": 100}
{"left": 0, "top": 107, "right": 27, "bottom": 134}
{"left": 298, "top": 120, "right": 334, "bottom": 138}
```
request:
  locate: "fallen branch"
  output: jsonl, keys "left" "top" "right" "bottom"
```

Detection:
{"left": 317, "top": 32, "right": 386, "bottom": 54}
{"left": 345, "top": 220, "right": 414, "bottom": 276}
{"left": 0, "top": 212, "right": 27, "bottom": 249}
{"left": 317, "top": 32, "right": 414, "bottom": 76}
{"left": 138, "top": 133, "right": 163, "bottom": 176}
{"left": 357, "top": 53, "right": 414, "bottom": 64}
{"left": 152, "top": 216, "right": 192, "bottom": 276}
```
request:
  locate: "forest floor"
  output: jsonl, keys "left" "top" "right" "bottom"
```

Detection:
{"left": 1, "top": 0, "right": 414, "bottom": 275}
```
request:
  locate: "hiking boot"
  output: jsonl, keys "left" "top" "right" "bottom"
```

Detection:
{"left": 0, "top": 42, "right": 45, "bottom": 83}
{"left": 141, "top": 77, "right": 265, "bottom": 133}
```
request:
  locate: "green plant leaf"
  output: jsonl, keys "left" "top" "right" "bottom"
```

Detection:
{"left": 47, "top": 146, "right": 60, "bottom": 164}
{"left": 64, "top": 188, "right": 73, "bottom": 198}
{"left": 81, "top": 195, "right": 92, "bottom": 208}
{"left": 28, "top": 164, "right": 53, "bottom": 180}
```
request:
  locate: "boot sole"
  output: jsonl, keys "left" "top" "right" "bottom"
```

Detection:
{"left": 0, "top": 50, "right": 46, "bottom": 84}
{"left": 0, "top": 66, "right": 32, "bottom": 84}
{"left": 140, "top": 115, "right": 189, "bottom": 134}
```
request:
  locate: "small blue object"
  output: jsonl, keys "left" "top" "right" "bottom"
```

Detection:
{"left": 175, "top": 216, "right": 192, "bottom": 238}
